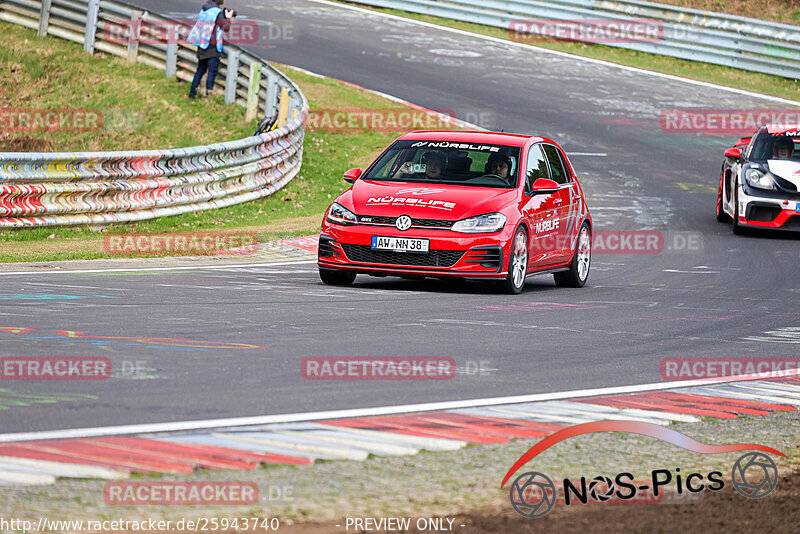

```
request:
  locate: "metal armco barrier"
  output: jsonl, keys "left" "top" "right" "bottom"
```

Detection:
{"left": 0, "top": 0, "right": 308, "bottom": 227}
{"left": 348, "top": 0, "right": 800, "bottom": 79}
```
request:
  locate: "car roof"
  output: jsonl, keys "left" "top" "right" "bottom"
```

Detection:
{"left": 399, "top": 130, "right": 548, "bottom": 147}
{"left": 764, "top": 124, "right": 800, "bottom": 135}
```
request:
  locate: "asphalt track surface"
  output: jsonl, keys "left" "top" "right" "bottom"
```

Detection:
{"left": 2, "top": 0, "right": 799, "bottom": 434}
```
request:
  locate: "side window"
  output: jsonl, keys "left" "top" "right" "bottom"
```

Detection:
{"left": 542, "top": 144, "right": 569, "bottom": 184}
{"left": 525, "top": 144, "right": 550, "bottom": 189}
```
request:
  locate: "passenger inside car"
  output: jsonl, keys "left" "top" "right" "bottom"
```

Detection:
{"left": 393, "top": 151, "right": 448, "bottom": 179}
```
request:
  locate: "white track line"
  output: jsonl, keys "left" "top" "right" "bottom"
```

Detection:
{"left": 310, "top": 0, "right": 800, "bottom": 107}
{"left": 1, "top": 368, "right": 796, "bottom": 444}
{"left": 288, "top": 64, "right": 485, "bottom": 131}
{"left": 0, "top": 259, "right": 317, "bottom": 277}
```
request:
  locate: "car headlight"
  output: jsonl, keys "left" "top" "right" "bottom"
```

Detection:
{"left": 451, "top": 213, "right": 506, "bottom": 233}
{"left": 745, "top": 168, "right": 775, "bottom": 190}
{"left": 327, "top": 202, "right": 358, "bottom": 225}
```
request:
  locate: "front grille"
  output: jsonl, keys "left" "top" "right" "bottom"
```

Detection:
{"left": 341, "top": 244, "right": 464, "bottom": 267}
{"left": 358, "top": 215, "right": 454, "bottom": 229}
{"left": 747, "top": 205, "right": 781, "bottom": 222}
{"left": 318, "top": 236, "right": 337, "bottom": 258}
{"left": 463, "top": 246, "right": 503, "bottom": 270}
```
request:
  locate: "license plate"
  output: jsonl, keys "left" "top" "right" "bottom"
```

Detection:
{"left": 371, "top": 236, "right": 429, "bottom": 253}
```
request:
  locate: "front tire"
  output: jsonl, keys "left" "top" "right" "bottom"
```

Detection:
{"left": 554, "top": 222, "right": 591, "bottom": 288}
{"left": 716, "top": 172, "right": 731, "bottom": 223}
{"left": 498, "top": 226, "right": 528, "bottom": 294}
{"left": 731, "top": 184, "right": 745, "bottom": 235}
{"left": 319, "top": 268, "right": 356, "bottom": 286}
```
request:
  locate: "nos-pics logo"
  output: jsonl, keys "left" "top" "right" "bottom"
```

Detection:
{"left": 502, "top": 421, "right": 782, "bottom": 519}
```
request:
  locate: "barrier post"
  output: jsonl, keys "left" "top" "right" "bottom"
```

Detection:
{"left": 225, "top": 49, "right": 241, "bottom": 105}
{"left": 38, "top": 0, "right": 52, "bottom": 37}
{"left": 265, "top": 73, "right": 278, "bottom": 115}
{"left": 84, "top": 0, "right": 100, "bottom": 53}
{"left": 276, "top": 86, "right": 290, "bottom": 127}
{"left": 166, "top": 40, "right": 178, "bottom": 79}
{"left": 245, "top": 62, "right": 262, "bottom": 122}
{"left": 127, "top": 11, "right": 141, "bottom": 63}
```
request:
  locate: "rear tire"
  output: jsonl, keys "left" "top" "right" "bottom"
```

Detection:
{"left": 319, "top": 268, "right": 356, "bottom": 286}
{"left": 497, "top": 226, "right": 528, "bottom": 294}
{"left": 554, "top": 222, "right": 591, "bottom": 288}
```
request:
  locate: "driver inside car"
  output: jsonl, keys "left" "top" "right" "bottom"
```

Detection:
{"left": 394, "top": 151, "right": 448, "bottom": 179}
{"left": 486, "top": 153, "right": 512, "bottom": 179}
{"left": 773, "top": 136, "right": 795, "bottom": 160}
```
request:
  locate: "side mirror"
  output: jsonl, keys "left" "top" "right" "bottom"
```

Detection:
{"left": 530, "top": 178, "right": 560, "bottom": 195}
{"left": 724, "top": 147, "right": 742, "bottom": 160}
{"left": 735, "top": 137, "right": 751, "bottom": 147}
{"left": 343, "top": 168, "right": 362, "bottom": 184}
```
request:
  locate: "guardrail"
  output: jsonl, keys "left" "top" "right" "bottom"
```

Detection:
{"left": 349, "top": 0, "right": 800, "bottom": 79}
{"left": 0, "top": 0, "right": 308, "bottom": 227}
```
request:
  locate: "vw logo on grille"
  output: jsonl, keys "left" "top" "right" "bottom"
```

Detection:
{"left": 395, "top": 215, "right": 412, "bottom": 231}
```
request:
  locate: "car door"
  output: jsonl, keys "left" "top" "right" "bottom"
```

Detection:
{"left": 522, "top": 143, "right": 561, "bottom": 267}
{"left": 541, "top": 144, "right": 574, "bottom": 262}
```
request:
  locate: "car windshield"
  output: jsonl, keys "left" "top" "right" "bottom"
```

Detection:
{"left": 363, "top": 140, "right": 522, "bottom": 188}
{"left": 748, "top": 132, "right": 800, "bottom": 163}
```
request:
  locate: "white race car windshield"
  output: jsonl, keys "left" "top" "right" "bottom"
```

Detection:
{"left": 749, "top": 132, "right": 800, "bottom": 163}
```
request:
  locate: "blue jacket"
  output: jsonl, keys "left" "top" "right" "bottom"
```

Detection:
{"left": 187, "top": 4, "right": 224, "bottom": 53}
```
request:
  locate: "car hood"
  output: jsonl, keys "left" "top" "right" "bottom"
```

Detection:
{"left": 767, "top": 160, "right": 800, "bottom": 188}
{"left": 346, "top": 180, "right": 518, "bottom": 220}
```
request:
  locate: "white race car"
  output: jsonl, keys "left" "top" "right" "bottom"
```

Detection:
{"left": 717, "top": 125, "right": 800, "bottom": 233}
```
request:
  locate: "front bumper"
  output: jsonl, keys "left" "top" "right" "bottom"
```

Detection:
{"left": 737, "top": 185, "right": 800, "bottom": 230}
{"left": 317, "top": 221, "right": 514, "bottom": 278}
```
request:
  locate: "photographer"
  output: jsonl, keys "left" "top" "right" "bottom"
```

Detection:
{"left": 186, "top": 0, "right": 237, "bottom": 99}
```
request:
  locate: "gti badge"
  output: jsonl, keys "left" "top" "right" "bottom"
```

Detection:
{"left": 396, "top": 215, "right": 412, "bottom": 231}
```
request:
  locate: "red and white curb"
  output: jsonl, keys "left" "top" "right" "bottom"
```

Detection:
{"left": 0, "top": 374, "right": 798, "bottom": 485}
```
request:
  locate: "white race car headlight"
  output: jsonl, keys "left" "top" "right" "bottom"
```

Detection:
{"left": 327, "top": 202, "right": 358, "bottom": 225}
{"left": 451, "top": 213, "right": 506, "bottom": 233}
{"left": 745, "top": 168, "right": 775, "bottom": 190}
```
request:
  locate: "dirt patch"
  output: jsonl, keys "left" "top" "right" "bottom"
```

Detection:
{"left": 282, "top": 468, "right": 800, "bottom": 534}
{"left": 0, "top": 133, "right": 53, "bottom": 152}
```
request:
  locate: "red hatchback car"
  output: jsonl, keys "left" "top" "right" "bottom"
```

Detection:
{"left": 318, "top": 131, "right": 592, "bottom": 293}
